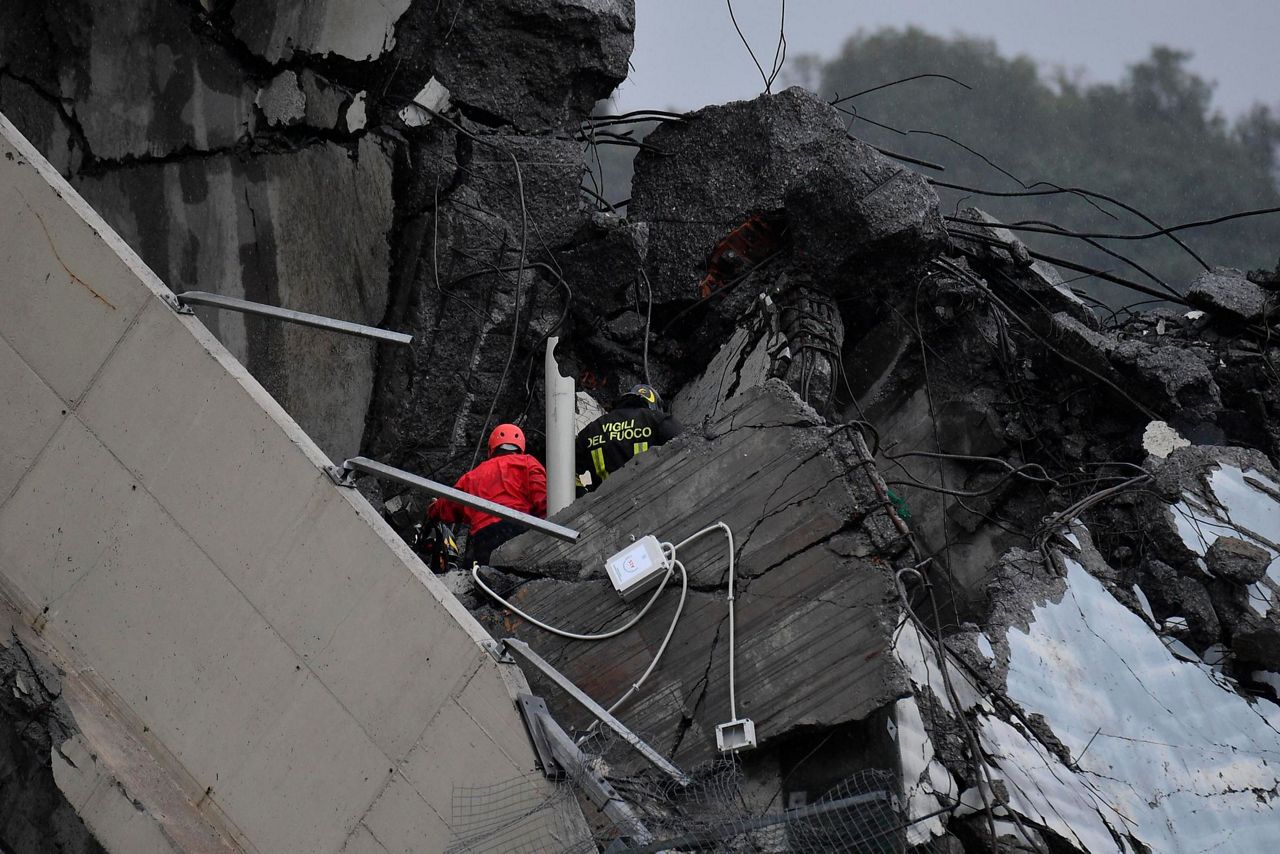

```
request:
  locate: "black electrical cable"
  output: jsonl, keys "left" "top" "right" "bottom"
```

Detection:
{"left": 578, "top": 183, "right": 616, "bottom": 213}
{"left": 577, "top": 136, "right": 666, "bottom": 153}
{"left": 930, "top": 178, "right": 1210, "bottom": 269}
{"left": 765, "top": 0, "right": 787, "bottom": 91}
{"left": 726, "top": 0, "right": 772, "bottom": 93}
{"left": 884, "top": 450, "right": 1058, "bottom": 485}
{"left": 1006, "top": 218, "right": 1180, "bottom": 299}
{"left": 864, "top": 140, "right": 947, "bottom": 172}
{"left": 950, "top": 207, "right": 1280, "bottom": 243}
{"left": 830, "top": 72, "right": 972, "bottom": 107}
{"left": 951, "top": 228, "right": 1189, "bottom": 305}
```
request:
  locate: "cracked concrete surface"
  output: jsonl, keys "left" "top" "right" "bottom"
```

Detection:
{"left": 483, "top": 381, "right": 910, "bottom": 767}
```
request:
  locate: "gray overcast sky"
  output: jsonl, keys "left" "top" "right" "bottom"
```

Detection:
{"left": 614, "top": 1, "right": 1280, "bottom": 118}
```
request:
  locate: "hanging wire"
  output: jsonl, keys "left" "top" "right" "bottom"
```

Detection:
{"left": 726, "top": 0, "right": 772, "bottom": 93}
{"left": 930, "top": 178, "right": 1210, "bottom": 270}
{"left": 830, "top": 72, "right": 972, "bottom": 107}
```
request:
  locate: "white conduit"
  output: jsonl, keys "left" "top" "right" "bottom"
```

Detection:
{"left": 471, "top": 523, "right": 738, "bottom": 723}
{"left": 672, "top": 523, "right": 738, "bottom": 720}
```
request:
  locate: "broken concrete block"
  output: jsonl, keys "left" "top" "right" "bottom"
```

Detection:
{"left": 1187, "top": 267, "right": 1269, "bottom": 324}
{"left": 232, "top": 0, "right": 413, "bottom": 62}
{"left": 398, "top": 0, "right": 634, "bottom": 129}
{"left": 1206, "top": 536, "right": 1271, "bottom": 585}
{"left": 1142, "top": 420, "right": 1191, "bottom": 458}
{"left": 1215, "top": 596, "right": 1280, "bottom": 669}
{"left": 1051, "top": 313, "right": 1222, "bottom": 421}
{"left": 487, "top": 381, "right": 908, "bottom": 766}
{"left": 256, "top": 70, "right": 306, "bottom": 127}
{"left": 1049, "top": 312, "right": 1117, "bottom": 377}
{"left": 1141, "top": 559, "right": 1221, "bottom": 646}
{"left": 469, "top": 133, "right": 587, "bottom": 248}
{"left": 555, "top": 216, "right": 649, "bottom": 319}
{"left": 631, "top": 87, "right": 944, "bottom": 303}
{"left": 672, "top": 296, "right": 784, "bottom": 426}
{"left": 1111, "top": 339, "right": 1222, "bottom": 421}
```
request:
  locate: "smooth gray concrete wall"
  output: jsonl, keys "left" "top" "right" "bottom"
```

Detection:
{"left": 0, "top": 113, "right": 546, "bottom": 852}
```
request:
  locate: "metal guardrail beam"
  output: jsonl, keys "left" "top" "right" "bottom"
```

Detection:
{"left": 503, "top": 638, "right": 691, "bottom": 785}
{"left": 515, "top": 693, "right": 653, "bottom": 844}
{"left": 340, "top": 457, "right": 580, "bottom": 543}
{"left": 174, "top": 291, "right": 412, "bottom": 345}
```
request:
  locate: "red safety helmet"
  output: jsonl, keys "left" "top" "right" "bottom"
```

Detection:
{"left": 487, "top": 423, "right": 526, "bottom": 455}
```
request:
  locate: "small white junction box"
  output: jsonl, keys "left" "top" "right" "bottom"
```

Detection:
{"left": 605, "top": 535, "right": 669, "bottom": 601}
{"left": 716, "top": 718, "right": 757, "bottom": 753}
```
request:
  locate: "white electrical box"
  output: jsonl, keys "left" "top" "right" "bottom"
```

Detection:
{"left": 605, "top": 535, "right": 669, "bottom": 601}
{"left": 716, "top": 718, "right": 757, "bottom": 753}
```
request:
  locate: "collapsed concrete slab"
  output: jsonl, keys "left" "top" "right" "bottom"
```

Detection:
{"left": 0, "top": 113, "right": 559, "bottom": 852}
{"left": 483, "top": 380, "right": 910, "bottom": 768}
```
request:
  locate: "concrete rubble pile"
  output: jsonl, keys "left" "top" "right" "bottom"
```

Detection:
{"left": 5, "top": 0, "right": 1280, "bottom": 851}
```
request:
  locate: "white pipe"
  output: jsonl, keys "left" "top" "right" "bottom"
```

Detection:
{"left": 544, "top": 336, "right": 576, "bottom": 515}
{"left": 472, "top": 559, "right": 674, "bottom": 642}
{"left": 673, "top": 523, "right": 738, "bottom": 720}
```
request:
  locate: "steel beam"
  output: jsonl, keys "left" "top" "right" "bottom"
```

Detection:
{"left": 175, "top": 291, "right": 412, "bottom": 345}
{"left": 340, "top": 457, "right": 580, "bottom": 543}
{"left": 514, "top": 693, "right": 652, "bottom": 844}
{"left": 503, "top": 638, "right": 691, "bottom": 785}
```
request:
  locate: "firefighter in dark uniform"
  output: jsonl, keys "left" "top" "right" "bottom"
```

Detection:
{"left": 575, "top": 384, "right": 683, "bottom": 492}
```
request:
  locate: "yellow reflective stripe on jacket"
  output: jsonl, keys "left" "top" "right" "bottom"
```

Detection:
{"left": 591, "top": 447, "right": 608, "bottom": 480}
{"left": 633, "top": 441, "right": 649, "bottom": 455}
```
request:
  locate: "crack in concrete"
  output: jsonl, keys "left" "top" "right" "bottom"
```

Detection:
{"left": 667, "top": 614, "right": 728, "bottom": 760}
{"left": 17, "top": 190, "right": 116, "bottom": 310}
{"left": 737, "top": 524, "right": 855, "bottom": 592}
{"left": 0, "top": 68, "right": 95, "bottom": 164}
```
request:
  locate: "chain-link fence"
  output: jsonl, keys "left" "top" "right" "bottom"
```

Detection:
{"left": 447, "top": 772, "right": 598, "bottom": 854}
{"left": 447, "top": 720, "right": 946, "bottom": 853}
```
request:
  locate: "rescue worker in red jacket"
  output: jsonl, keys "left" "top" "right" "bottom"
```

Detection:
{"left": 427, "top": 424, "right": 547, "bottom": 565}
{"left": 576, "top": 384, "right": 683, "bottom": 492}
